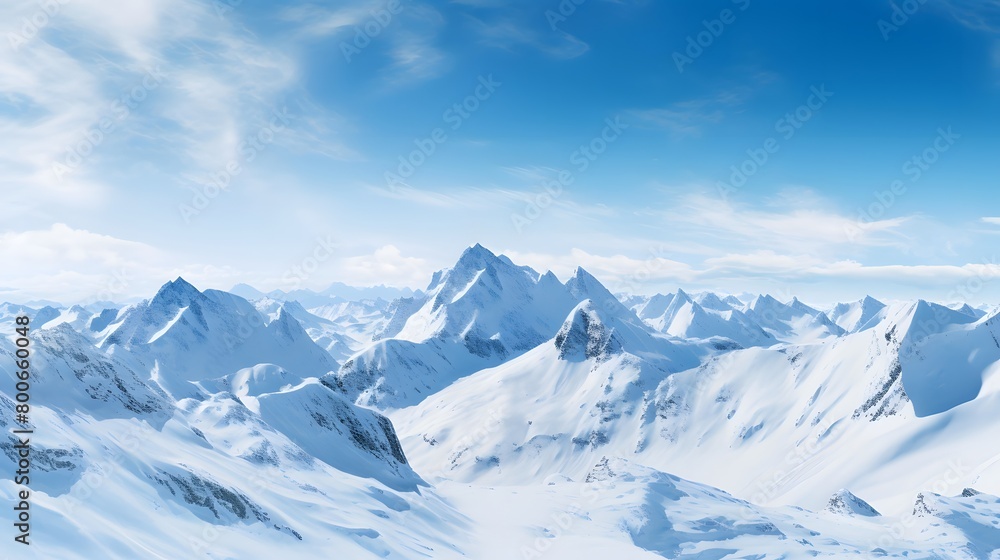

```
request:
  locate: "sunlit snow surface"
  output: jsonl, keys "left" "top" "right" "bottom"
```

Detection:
{"left": 2, "top": 246, "right": 1000, "bottom": 559}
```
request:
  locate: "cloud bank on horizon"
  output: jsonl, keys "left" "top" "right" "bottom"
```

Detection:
{"left": 3, "top": 0, "right": 1000, "bottom": 304}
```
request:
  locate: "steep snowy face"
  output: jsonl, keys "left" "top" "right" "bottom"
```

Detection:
{"left": 631, "top": 293, "right": 675, "bottom": 321}
{"left": 641, "top": 290, "right": 774, "bottom": 348}
{"left": 565, "top": 267, "right": 625, "bottom": 315}
{"left": 332, "top": 245, "right": 582, "bottom": 409}
{"left": 397, "top": 244, "right": 577, "bottom": 351}
{"left": 827, "top": 296, "right": 888, "bottom": 333}
{"left": 392, "top": 299, "right": 702, "bottom": 486}
{"left": 826, "top": 489, "right": 881, "bottom": 517}
{"left": 256, "top": 380, "right": 420, "bottom": 490}
{"left": 887, "top": 301, "right": 1000, "bottom": 417}
{"left": 554, "top": 301, "right": 623, "bottom": 361}
{"left": 693, "top": 291, "right": 735, "bottom": 312}
{"left": 99, "top": 278, "right": 338, "bottom": 397}
{"left": 744, "top": 294, "right": 845, "bottom": 342}
{"left": 254, "top": 299, "right": 364, "bottom": 363}
{"left": 2, "top": 324, "right": 171, "bottom": 424}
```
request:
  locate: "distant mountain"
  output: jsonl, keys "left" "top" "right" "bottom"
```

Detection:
{"left": 743, "top": 294, "right": 845, "bottom": 342}
{"left": 634, "top": 289, "right": 774, "bottom": 348}
{"left": 0, "top": 278, "right": 451, "bottom": 559}
{"left": 99, "top": 278, "right": 338, "bottom": 398}
{"left": 826, "top": 489, "right": 881, "bottom": 517}
{"left": 328, "top": 244, "right": 580, "bottom": 408}
{"left": 5, "top": 247, "right": 1000, "bottom": 558}
{"left": 827, "top": 295, "right": 888, "bottom": 333}
{"left": 230, "top": 282, "right": 419, "bottom": 307}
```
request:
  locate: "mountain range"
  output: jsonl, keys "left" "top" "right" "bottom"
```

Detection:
{"left": 2, "top": 244, "right": 999, "bottom": 559}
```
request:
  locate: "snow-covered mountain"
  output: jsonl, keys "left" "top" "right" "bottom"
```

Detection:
{"left": 395, "top": 289, "right": 1000, "bottom": 519}
{"left": 743, "top": 294, "right": 846, "bottom": 342}
{"left": 98, "top": 278, "right": 339, "bottom": 398}
{"left": 231, "top": 282, "right": 418, "bottom": 308}
{"left": 328, "top": 244, "right": 583, "bottom": 408}
{"left": 630, "top": 289, "right": 774, "bottom": 348}
{"left": 827, "top": 295, "right": 888, "bottom": 333}
{"left": 3, "top": 245, "right": 1000, "bottom": 559}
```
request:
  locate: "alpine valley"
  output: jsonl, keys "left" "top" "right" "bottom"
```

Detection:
{"left": 3, "top": 244, "right": 1000, "bottom": 559}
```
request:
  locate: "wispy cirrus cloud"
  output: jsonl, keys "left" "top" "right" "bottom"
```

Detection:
{"left": 645, "top": 191, "right": 913, "bottom": 255}
{"left": 466, "top": 16, "right": 589, "bottom": 59}
{"left": 630, "top": 74, "right": 776, "bottom": 138}
{"left": 281, "top": 1, "right": 450, "bottom": 85}
{"left": 0, "top": 0, "right": 350, "bottom": 215}
{"left": 937, "top": 0, "right": 1000, "bottom": 33}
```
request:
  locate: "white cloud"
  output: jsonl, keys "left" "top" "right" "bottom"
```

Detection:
{"left": 338, "top": 245, "right": 432, "bottom": 287}
{"left": 704, "top": 251, "right": 826, "bottom": 274}
{"left": 938, "top": 0, "right": 1000, "bottom": 33}
{"left": 630, "top": 76, "right": 775, "bottom": 138}
{"left": 0, "top": 0, "right": 350, "bottom": 215}
{"left": 282, "top": 1, "right": 449, "bottom": 85}
{"left": 467, "top": 16, "right": 589, "bottom": 59}
{"left": 503, "top": 248, "right": 699, "bottom": 289}
{"left": 652, "top": 193, "right": 913, "bottom": 255}
{"left": 0, "top": 224, "right": 245, "bottom": 304}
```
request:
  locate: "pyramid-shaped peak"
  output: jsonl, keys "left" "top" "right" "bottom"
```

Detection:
{"left": 861, "top": 295, "right": 885, "bottom": 307}
{"left": 539, "top": 270, "right": 561, "bottom": 283}
{"left": 696, "top": 291, "right": 723, "bottom": 304}
{"left": 568, "top": 266, "right": 603, "bottom": 286}
{"left": 554, "top": 300, "right": 620, "bottom": 361}
{"left": 448, "top": 244, "right": 508, "bottom": 277}
{"left": 826, "top": 489, "right": 881, "bottom": 517}
{"left": 427, "top": 244, "right": 508, "bottom": 294}
{"left": 151, "top": 277, "right": 203, "bottom": 305}
{"left": 750, "top": 293, "right": 783, "bottom": 310}
{"left": 459, "top": 243, "right": 499, "bottom": 262}
{"left": 566, "top": 267, "right": 618, "bottom": 307}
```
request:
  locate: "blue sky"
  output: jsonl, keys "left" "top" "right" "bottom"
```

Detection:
{"left": 3, "top": 0, "right": 1000, "bottom": 305}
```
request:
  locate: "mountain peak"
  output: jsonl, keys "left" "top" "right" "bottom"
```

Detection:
{"left": 566, "top": 267, "right": 619, "bottom": 311}
{"left": 554, "top": 301, "right": 621, "bottom": 361}
{"left": 861, "top": 295, "right": 884, "bottom": 306}
{"left": 449, "top": 244, "right": 504, "bottom": 275}
{"left": 151, "top": 277, "right": 203, "bottom": 306}
{"left": 826, "top": 489, "right": 881, "bottom": 517}
{"left": 461, "top": 243, "right": 497, "bottom": 260}
{"left": 748, "top": 293, "right": 781, "bottom": 313}
{"left": 568, "top": 266, "right": 601, "bottom": 286}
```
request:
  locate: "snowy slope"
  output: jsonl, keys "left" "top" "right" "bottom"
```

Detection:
{"left": 99, "top": 278, "right": 338, "bottom": 398}
{"left": 743, "top": 294, "right": 845, "bottom": 342}
{"left": 3, "top": 246, "right": 1000, "bottom": 558}
{"left": 254, "top": 298, "right": 363, "bottom": 363}
{"left": 0, "top": 289, "right": 466, "bottom": 559}
{"left": 827, "top": 295, "right": 888, "bottom": 333}
{"left": 330, "top": 245, "right": 581, "bottom": 408}
{"left": 394, "top": 293, "right": 1000, "bottom": 522}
